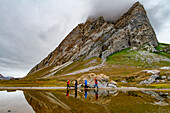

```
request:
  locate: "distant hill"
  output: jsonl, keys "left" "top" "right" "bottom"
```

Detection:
{"left": 0, "top": 74, "right": 15, "bottom": 80}
{"left": 0, "top": 74, "right": 3, "bottom": 78}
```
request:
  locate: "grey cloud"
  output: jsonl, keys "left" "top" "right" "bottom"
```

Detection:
{"left": 89, "top": 0, "right": 136, "bottom": 20}
{"left": 0, "top": 0, "right": 90, "bottom": 77}
{"left": 0, "top": 0, "right": 169, "bottom": 77}
{"left": 142, "top": 0, "right": 170, "bottom": 32}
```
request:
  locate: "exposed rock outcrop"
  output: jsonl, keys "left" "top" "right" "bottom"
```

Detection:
{"left": 139, "top": 70, "right": 169, "bottom": 84}
{"left": 27, "top": 1, "right": 158, "bottom": 76}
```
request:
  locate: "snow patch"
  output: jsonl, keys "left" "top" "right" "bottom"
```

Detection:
{"left": 160, "top": 67, "right": 170, "bottom": 70}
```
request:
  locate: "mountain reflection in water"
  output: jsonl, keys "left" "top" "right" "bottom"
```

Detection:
{"left": 23, "top": 89, "right": 170, "bottom": 113}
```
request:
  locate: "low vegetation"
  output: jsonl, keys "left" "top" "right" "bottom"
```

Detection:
{"left": 106, "top": 45, "right": 169, "bottom": 68}
{"left": 0, "top": 79, "right": 66, "bottom": 87}
{"left": 24, "top": 65, "right": 55, "bottom": 80}
{"left": 54, "top": 57, "right": 102, "bottom": 76}
{"left": 1, "top": 43, "right": 169, "bottom": 88}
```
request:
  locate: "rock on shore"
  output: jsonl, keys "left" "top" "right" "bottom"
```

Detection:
{"left": 75, "top": 73, "right": 118, "bottom": 88}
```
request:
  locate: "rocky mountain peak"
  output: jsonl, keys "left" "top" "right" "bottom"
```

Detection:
{"left": 114, "top": 1, "right": 146, "bottom": 29}
{"left": 86, "top": 16, "right": 105, "bottom": 22}
{"left": 27, "top": 2, "right": 158, "bottom": 76}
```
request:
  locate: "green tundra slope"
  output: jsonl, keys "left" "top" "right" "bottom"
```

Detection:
{"left": 0, "top": 43, "right": 169, "bottom": 88}
{"left": 21, "top": 43, "right": 170, "bottom": 88}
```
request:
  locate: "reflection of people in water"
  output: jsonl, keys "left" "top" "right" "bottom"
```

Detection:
{"left": 75, "top": 89, "right": 77, "bottom": 98}
{"left": 85, "top": 90, "right": 88, "bottom": 99}
{"left": 66, "top": 89, "right": 69, "bottom": 99}
{"left": 95, "top": 90, "right": 98, "bottom": 100}
{"left": 85, "top": 80, "right": 88, "bottom": 88}
{"left": 94, "top": 79, "right": 98, "bottom": 88}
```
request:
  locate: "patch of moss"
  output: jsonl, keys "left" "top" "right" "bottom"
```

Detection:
{"left": 155, "top": 43, "right": 170, "bottom": 59}
{"left": 155, "top": 43, "right": 170, "bottom": 51}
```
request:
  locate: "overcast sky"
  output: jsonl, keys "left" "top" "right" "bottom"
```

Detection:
{"left": 0, "top": 0, "right": 169, "bottom": 77}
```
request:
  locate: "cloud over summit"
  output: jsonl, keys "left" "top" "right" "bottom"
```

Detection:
{"left": 0, "top": 0, "right": 169, "bottom": 77}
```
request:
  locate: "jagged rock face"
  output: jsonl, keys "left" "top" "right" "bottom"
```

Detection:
{"left": 28, "top": 2, "right": 158, "bottom": 75}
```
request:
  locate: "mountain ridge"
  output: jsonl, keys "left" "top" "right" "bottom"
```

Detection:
{"left": 26, "top": 1, "right": 158, "bottom": 77}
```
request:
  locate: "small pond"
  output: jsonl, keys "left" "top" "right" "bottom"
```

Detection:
{"left": 0, "top": 89, "right": 170, "bottom": 113}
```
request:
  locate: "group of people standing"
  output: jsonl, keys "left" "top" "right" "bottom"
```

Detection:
{"left": 67, "top": 79, "right": 98, "bottom": 89}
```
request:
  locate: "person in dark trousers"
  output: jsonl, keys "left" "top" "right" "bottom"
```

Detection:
{"left": 75, "top": 80, "right": 77, "bottom": 89}
{"left": 67, "top": 79, "right": 70, "bottom": 89}
{"left": 94, "top": 79, "right": 98, "bottom": 88}
{"left": 66, "top": 89, "right": 69, "bottom": 99}
{"left": 75, "top": 88, "right": 77, "bottom": 98}
{"left": 85, "top": 79, "right": 87, "bottom": 88}
{"left": 95, "top": 89, "right": 98, "bottom": 100}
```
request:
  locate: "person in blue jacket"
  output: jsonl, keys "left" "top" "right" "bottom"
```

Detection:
{"left": 85, "top": 79, "right": 87, "bottom": 88}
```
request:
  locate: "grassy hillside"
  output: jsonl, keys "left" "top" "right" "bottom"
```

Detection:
{"left": 24, "top": 65, "right": 55, "bottom": 80}
{"left": 107, "top": 43, "right": 170, "bottom": 68}
{"left": 54, "top": 57, "right": 102, "bottom": 76}
{"left": 24, "top": 57, "right": 102, "bottom": 80}
{"left": 155, "top": 43, "right": 170, "bottom": 59}
{"left": 1, "top": 43, "right": 169, "bottom": 88}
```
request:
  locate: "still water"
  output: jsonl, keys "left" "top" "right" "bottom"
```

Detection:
{"left": 0, "top": 89, "right": 170, "bottom": 113}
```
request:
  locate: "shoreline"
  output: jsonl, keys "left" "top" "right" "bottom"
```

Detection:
{"left": 0, "top": 87, "right": 170, "bottom": 91}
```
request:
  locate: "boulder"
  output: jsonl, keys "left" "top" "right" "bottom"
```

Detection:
{"left": 130, "top": 47, "right": 138, "bottom": 51}
{"left": 108, "top": 80, "right": 118, "bottom": 88}
{"left": 161, "top": 80, "right": 165, "bottom": 83}
{"left": 161, "top": 76, "right": 166, "bottom": 79}
{"left": 150, "top": 75, "right": 159, "bottom": 79}
{"left": 142, "top": 70, "right": 160, "bottom": 75}
{"left": 168, "top": 76, "right": 170, "bottom": 80}
{"left": 76, "top": 73, "right": 117, "bottom": 88}
{"left": 121, "top": 80, "right": 128, "bottom": 83}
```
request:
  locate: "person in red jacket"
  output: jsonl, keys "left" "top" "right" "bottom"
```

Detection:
{"left": 67, "top": 79, "right": 70, "bottom": 89}
{"left": 94, "top": 79, "right": 98, "bottom": 88}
